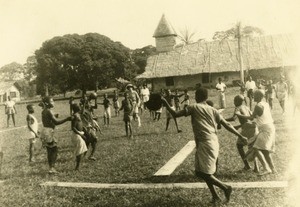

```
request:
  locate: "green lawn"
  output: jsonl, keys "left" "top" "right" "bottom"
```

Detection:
{"left": 0, "top": 87, "right": 298, "bottom": 206}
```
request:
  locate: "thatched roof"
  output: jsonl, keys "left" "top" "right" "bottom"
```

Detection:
{"left": 138, "top": 34, "right": 297, "bottom": 79}
{"left": 153, "top": 14, "right": 177, "bottom": 38}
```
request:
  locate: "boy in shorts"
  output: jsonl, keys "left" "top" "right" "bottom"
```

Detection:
{"left": 119, "top": 92, "right": 134, "bottom": 138}
{"left": 26, "top": 104, "right": 39, "bottom": 163}
{"left": 71, "top": 104, "right": 87, "bottom": 171}
{"left": 40, "top": 96, "right": 71, "bottom": 174}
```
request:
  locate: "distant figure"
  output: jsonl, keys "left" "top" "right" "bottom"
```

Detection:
{"left": 119, "top": 92, "right": 134, "bottom": 138}
{"left": 100, "top": 93, "right": 111, "bottom": 127}
{"left": 113, "top": 90, "right": 120, "bottom": 117}
{"left": 265, "top": 80, "right": 275, "bottom": 109}
{"left": 215, "top": 78, "right": 227, "bottom": 109}
{"left": 164, "top": 89, "right": 183, "bottom": 133}
{"left": 69, "top": 96, "right": 74, "bottom": 115}
{"left": 126, "top": 84, "right": 141, "bottom": 127}
{"left": 245, "top": 76, "right": 256, "bottom": 110}
{"left": 26, "top": 104, "right": 39, "bottom": 163}
{"left": 5, "top": 96, "right": 16, "bottom": 127}
{"left": 181, "top": 89, "right": 190, "bottom": 108}
{"left": 276, "top": 75, "right": 288, "bottom": 115}
{"left": 140, "top": 84, "right": 150, "bottom": 114}
{"left": 174, "top": 89, "right": 181, "bottom": 111}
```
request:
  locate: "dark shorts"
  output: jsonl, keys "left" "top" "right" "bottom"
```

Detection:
{"left": 247, "top": 89, "right": 254, "bottom": 98}
{"left": 84, "top": 129, "right": 98, "bottom": 146}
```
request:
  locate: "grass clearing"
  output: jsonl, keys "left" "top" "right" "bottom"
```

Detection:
{"left": 0, "top": 87, "right": 298, "bottom": 206}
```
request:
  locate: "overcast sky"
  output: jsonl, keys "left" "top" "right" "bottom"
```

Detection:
{"left": 0, "top": 0, "right": 299, "bottom": 67}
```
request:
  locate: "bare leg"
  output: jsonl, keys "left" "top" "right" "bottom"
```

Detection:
{"left": 128, "top": 122, "right": 133, "bottom": 138}
{"left": 29, "top": 141, "right": 35, "bottom": 162}
{"left": 237, "top": 144, "right": 251, "bottom": 169}
{"left": 125, "top": 121, "right": 129, "bottom": 137}
{"left": 173, "top": 117, "right": 182, "bottom": 133}
{"left": 254, "top": 149, "right": 271, "bottom": 175}
{"left": 7, "top": 115, "right": 10, "bottom": 127}
{"left": 0, "top": 151, "right": 3, "bottom": 176}
{"left": 75, "top": 154, "right": 84, "bottom": 170}
{"left": 11, "top": 114, "right": 16, "bottom": 126}
{"left": 261, "top": 150, "right": 276, "bottom": 173}
{"left": 196, "top": 171, "right": 232, "bottom": 203}
{"left": 165, "top": 118, "right": 171, "bottom": 131}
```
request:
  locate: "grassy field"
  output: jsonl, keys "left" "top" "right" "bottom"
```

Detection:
{"left": 0, "top": 87, "right": 299, "bottom": 206}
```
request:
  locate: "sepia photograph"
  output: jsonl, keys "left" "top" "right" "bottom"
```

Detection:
{"left": 0, "top": 0, "right": 299, "bottom": 206}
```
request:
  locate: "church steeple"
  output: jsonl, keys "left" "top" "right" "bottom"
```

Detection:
{"left": 153, "top": 14, "right": 177, "bottom": 52}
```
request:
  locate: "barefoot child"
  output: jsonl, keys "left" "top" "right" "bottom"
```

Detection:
{"left": 119, "top": 92, "right": 134, "bottom": 138}
{"left": 71, "top": 104, "right": 88, "bottom": 171}
{"left": 26, "top": 104, "right": 39, "bottom": 163}
{"left": 236, "top": 90, "right": 276, "bottom": 175}
{"left": 225, "top": 95, "right": 259, "bottom": 171}
{"left": 100, "top": 93, "right": 111, "bottom": 126}
{"left": 164, "top": 89, "right": 183, "bottom": 133}
{"left": 162, "top": 88, "right": 248, "bottom": 203}
{"left": 40, "top": 97, "right": 71, "bottom": 174}
{"left": 113, "top": 90, "right": 120, "bottom": 117}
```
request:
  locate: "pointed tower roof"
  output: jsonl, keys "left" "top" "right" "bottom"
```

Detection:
{"left": 153, "top": 14, "right": 177, "bottom": 38}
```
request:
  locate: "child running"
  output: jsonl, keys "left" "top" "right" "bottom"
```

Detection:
{"left": 119, "top": 92, "right": 134, "bottom": 138}
{"left": 236, "top": 90, "right": 276, "bottom": 175}
{"left": 71, "top": 103, "right": 88, "bottom": 171}
{"left": 225, "top": 95, "right": 259, "bottom": 171}
{"left": 26, "top": 104, "right": 39, "bottom": 163}
{"left": 162, "top": 87, "right": 248, "bottom": 203}
{"left": 40, "top": 96, "right": 71, "bottom": 174}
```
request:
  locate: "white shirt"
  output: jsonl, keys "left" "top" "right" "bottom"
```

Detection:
{"left": 140, "top": 88, "right": 150, "bottom": 102}
{"left": 5, "top": 100, "right": 15, "bottom": 108}
{"left": 255, "top": 101, "right": 273, "bottom": 127}
{"left": 245, "top": 81, "right": 256, "bottom": 91}
{"left": 216, "top": 83, "right": 226, "bottom": 92}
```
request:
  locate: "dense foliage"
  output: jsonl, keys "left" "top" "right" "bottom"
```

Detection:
{"left": 35, "top": 33, "right": 138, "bottom": 95}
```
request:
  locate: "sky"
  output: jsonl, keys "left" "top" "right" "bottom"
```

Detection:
{"left": 0, "top": 0, "right": 299, "bottom": 67}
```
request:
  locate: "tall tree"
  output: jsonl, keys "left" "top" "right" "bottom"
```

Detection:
{"left": 35, "top": 33, "right": 135, "bottom": 95}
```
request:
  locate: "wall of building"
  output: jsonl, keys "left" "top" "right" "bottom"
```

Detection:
{"left": 1, "top": 85, "right": 21, "bottom": 102}
{"left": 155, "top": 36, "right": 177, "bottom": 53}
{"left": 150, "top": 67, "right": 297, "bottom": 92}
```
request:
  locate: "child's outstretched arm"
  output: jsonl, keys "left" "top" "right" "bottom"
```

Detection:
{"left": 220, "top": 118, "right": 247, "bottom": 144}
{"left": 162, "top": 97, "right": 185, "bottom": 118}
